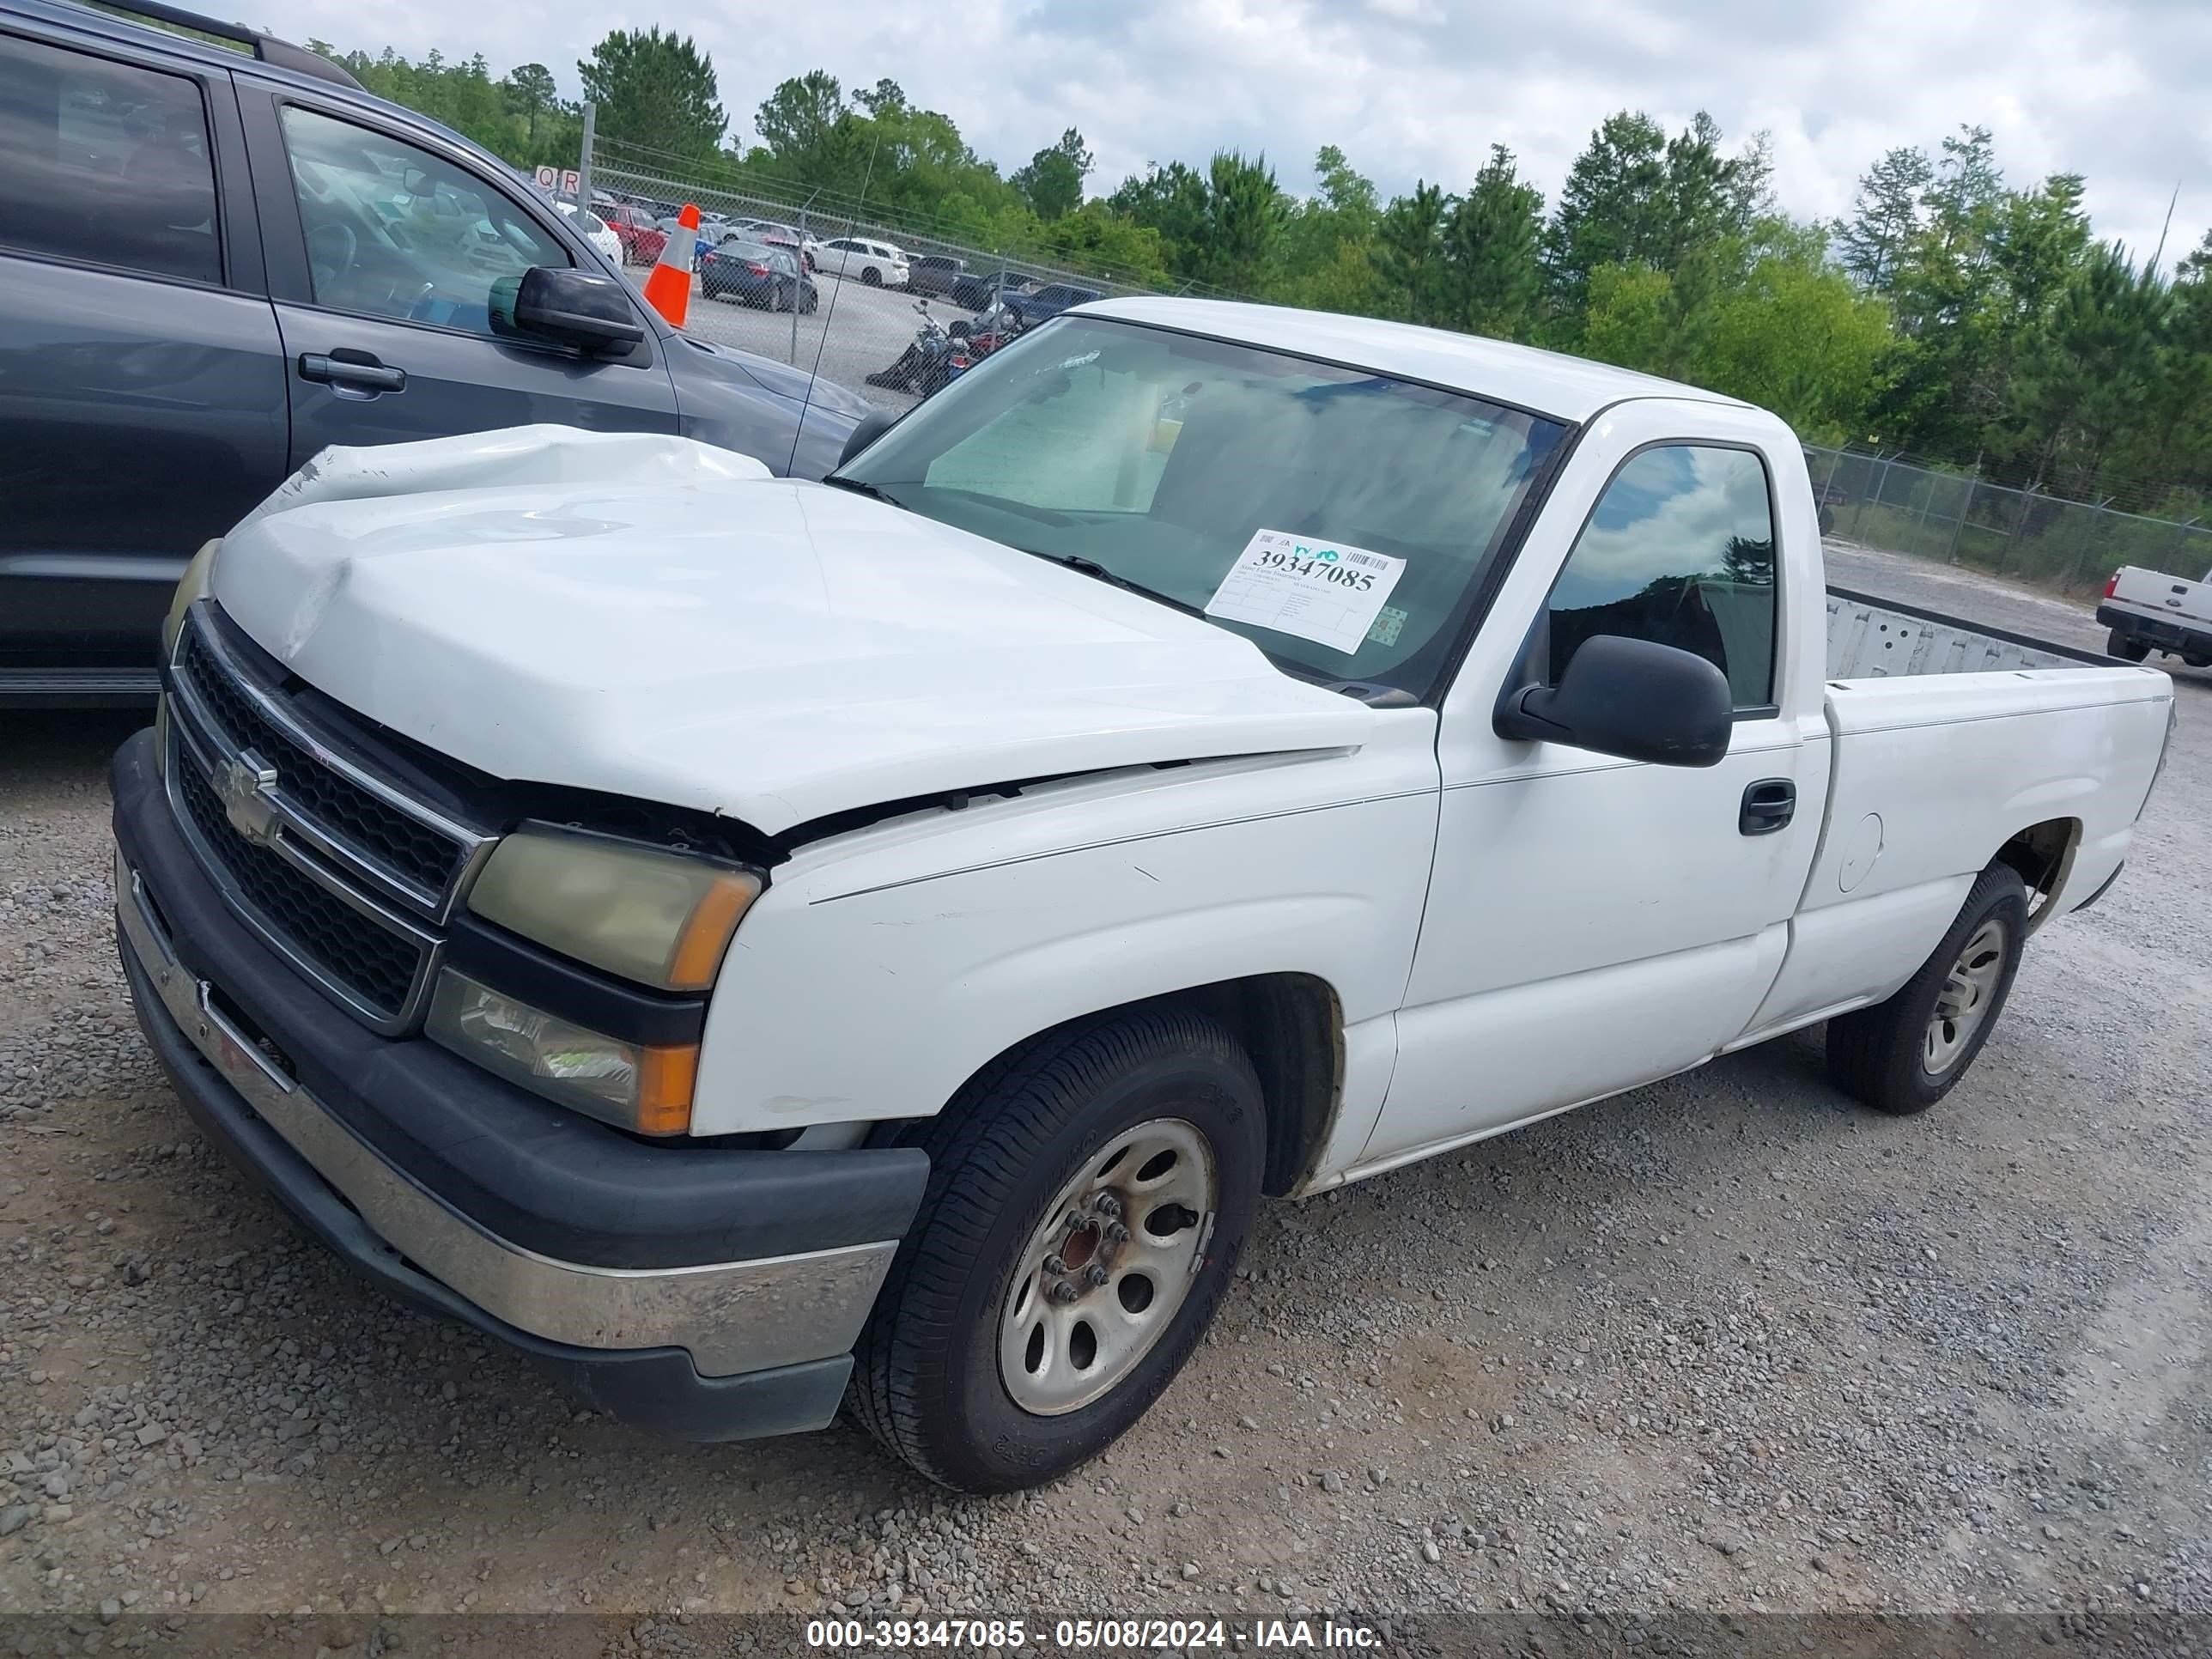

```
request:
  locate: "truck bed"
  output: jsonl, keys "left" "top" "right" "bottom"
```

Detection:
{"left": 1825, "top": 586, "right": 2106, "bottom": 678}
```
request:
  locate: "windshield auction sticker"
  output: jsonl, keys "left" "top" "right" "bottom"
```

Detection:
{"left": 1204, "top": 530, "right": 1407, "bottom": 655}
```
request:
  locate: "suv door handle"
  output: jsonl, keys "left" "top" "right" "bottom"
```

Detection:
{"left": 1740, "top": 778, "right": 1796, "bottom": 836}
{"left": 298, "top": 352, "right": 406, "bottom": 394}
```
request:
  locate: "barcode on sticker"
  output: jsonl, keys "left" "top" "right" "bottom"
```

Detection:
{"left": 1346, "top": 551, "right": 1390, "bottom": 570}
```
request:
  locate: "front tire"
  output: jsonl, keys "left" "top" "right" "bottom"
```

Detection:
{"left": 850, "top": 1008, "right": 1264, "bottom": 1492}
{"left": 1826, "top": 863, "right": 2028, "bottom": 1115}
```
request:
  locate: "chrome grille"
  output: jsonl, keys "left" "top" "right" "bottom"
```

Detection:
{"left": 173, "top": 757, "right": 425, "bottom": 1018}
{"left": 174, "top": 627, "right": 465, "bottom": 901}
{"left": 162, "top": 604, "right": 492, "bottom": 1034}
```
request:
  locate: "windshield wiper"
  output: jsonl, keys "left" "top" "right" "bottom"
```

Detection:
{"left": 820, "top": 476, "right": 904, "bottom": 509}
{"left": 1025, "top": 552, "right": 1204, "bottom": 617}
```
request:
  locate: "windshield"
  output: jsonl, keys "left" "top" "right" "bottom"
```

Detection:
{"left": 837, "top": 317, "right": 1569, "bottom": 696}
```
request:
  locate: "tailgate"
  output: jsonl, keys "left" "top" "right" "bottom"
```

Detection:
{"left": 2112, "top": 566, "right": 2212, "bottom": 628}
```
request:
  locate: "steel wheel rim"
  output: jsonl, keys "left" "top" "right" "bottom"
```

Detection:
{"left": 998, "top": 1117, "right": 1217, "bottom": 1417}
{"left": 1923, "top": 917, "right": 2008, "bottom": 1075}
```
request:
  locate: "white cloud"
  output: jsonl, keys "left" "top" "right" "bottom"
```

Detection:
{"left": 264, "top": 0, "right": 2208, "bottom": 263}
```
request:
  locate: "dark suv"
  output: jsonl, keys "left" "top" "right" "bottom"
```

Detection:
{"left": 906, "top": 254, "right": 964, "bottom": 299}
{"left": 0, "top": 0, "right": 874, "bottom": 703}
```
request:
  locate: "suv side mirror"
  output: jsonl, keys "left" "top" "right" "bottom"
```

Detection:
{"left": 1493, "top": 634, "right": 1733, "bottom": 768}
{"left": 491, "top": 266, "right": 645, "bottom": 354}
{"left": 835, "top": 410, "right": 898, "bottom": 473}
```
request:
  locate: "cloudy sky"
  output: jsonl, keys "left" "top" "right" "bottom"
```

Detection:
{"left": 270, "top": 0, "right": 2207, "bottom": 262}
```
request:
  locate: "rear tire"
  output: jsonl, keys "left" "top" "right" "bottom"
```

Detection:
{"left": 2108, "top": 629, "right": 2152, "bottom": 662}
{"left": 1826, "top": 864, "right": 2028, "bottom": 1115}
{"left": 849, "top": 1008, "right": 1265, "bottom": 1493}
{"left": 2183, "top": 652, "right": 2212, "bottom": 670}
{"left": 862, "top": 265, "right": 884, "bottom": 287}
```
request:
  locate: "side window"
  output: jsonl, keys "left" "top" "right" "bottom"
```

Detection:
{"left": 0, "top": 32, "right": 219, "bottom": 284}
{"left": 277, "top": 106, "right": 568, "bottom": 336}
{"left": 1547, "top": 445, "right": 1777, "bottom": 708}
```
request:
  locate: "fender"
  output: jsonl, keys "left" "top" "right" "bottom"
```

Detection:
{"left": 691, "top": 720, "right": 1441, "bottom": 1135}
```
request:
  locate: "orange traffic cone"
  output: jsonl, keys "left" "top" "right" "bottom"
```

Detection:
{"left": 643, "top": 204, "right": 698, "bottom": 328}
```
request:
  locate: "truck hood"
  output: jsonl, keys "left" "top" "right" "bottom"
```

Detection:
{"left": 211, "top": 428, "right": 1372, "bottom": 836}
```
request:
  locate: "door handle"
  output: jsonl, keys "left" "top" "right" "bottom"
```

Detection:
{"left": 298, "top": 352, "right": 406, "bottom": 393}
{"left": 1740, "top": 778, "right": 1796, "bottom": 836}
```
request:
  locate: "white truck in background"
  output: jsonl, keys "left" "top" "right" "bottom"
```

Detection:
{"left": 2099, "top": 562, "right": 2212, "bottom": 668}
{"left": 112, "top": 298, "right": 2176, "bottom": 1494}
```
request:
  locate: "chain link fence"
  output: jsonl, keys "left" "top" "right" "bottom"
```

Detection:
{"left": 1804, "top": 445, "right": 2212, "bottom": 595}
{"left": 582, "top": 143, "right": 1208, "bottom": 423}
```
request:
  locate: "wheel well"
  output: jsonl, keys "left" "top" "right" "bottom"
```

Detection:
{"left": 923, "top": 975, "right": 1346, "bottom": 1200}
{"left": 1994, "top": 817, "right": 2079, "bottom": 929}
{"left": 1173, "top": 975, "right": 1343, "bottom": 1197}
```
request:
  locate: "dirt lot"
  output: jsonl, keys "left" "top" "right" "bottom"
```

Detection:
{"left": 2, "top": 545, "right": 2208, "bottom": 1651}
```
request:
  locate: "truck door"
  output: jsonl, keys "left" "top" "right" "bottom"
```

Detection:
{"left": 1364, "top": 400, "right": 1831, "bottom": 1166}
{"left": 234, "top": 88, "right": 677, "bottom": 466}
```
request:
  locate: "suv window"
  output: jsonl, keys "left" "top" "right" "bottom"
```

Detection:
{"left": 279, "top": 106, "right": 568, "bottom": 336}
{"left": 1547, "top": 444, "right": 1777, "bottom": 708}
{"left": 0, "top": 33, "right": 219, "bottom": 284}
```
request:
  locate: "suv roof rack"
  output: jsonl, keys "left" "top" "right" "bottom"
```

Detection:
{"left": 82, "top": 0, "right": 363, "bottom": 88}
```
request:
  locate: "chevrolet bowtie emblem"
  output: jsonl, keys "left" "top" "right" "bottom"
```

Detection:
{"left": 216, "top": 750, "right": 281, "bottom": 846}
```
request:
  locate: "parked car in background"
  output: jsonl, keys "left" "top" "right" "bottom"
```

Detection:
{"left": 950, "top": 269, "right": 1032, "bottom": 310}
{"left": 820, "top": 234, "right": 908, "bottom": 287}
{"left": 556, "top": 201, "right": 622, "bottom": 266}
{"left": 1000, "top": 281, "right": 1103, "bottom": 327}
{"left": 702, "top": 240, "right": 817, "bottom": 313}
{"left": 2098, "top": 562, "right": 2212, "bottom": 667}
{"left": 0, "top": 0, "right": 878, "bottom": 703}
{"left": 907, "top": 254, "right": 965, "bottom": 299}
{"left": 732, "top": 220, "right": 820, "bottom": 270}
{"left": 600, "top": 201, "right": 666, "bottom": 265}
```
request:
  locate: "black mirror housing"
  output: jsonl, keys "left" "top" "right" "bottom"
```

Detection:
{"left": 1494, "top": 634, "right": 1734, "bottom": 768}
{"left": 833, "top": 410, "right": 898, "bottom": 474}
{"left": 491, "top": 266, "right": 646, "bottom": 355}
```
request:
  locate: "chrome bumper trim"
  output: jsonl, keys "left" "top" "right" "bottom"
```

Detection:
{"left": 117, "top": 848, "right": 894, "bottom": 1377}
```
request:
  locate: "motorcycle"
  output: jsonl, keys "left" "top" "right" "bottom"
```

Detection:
{"left": 949, "top": 299, "right": 1024, "bottom": 364}
{"left": 866, "top": 301, "right": 972, "bottom": 396}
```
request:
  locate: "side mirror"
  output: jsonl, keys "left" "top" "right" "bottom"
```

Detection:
{"left": 1493, "top": 634, "right": 1733, "bottom": 768}
{"left": 834, "top": 410, "right": 898, "bottom": 473}
{"left": 490, "top": 266, "right": 645, "bottom": 354}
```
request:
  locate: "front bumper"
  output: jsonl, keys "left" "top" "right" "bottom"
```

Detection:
{"left": 111, "top": 728, "right": 927, "bottom": 1440}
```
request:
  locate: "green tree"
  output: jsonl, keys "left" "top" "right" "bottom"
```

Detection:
{"left": 1543, "top": 111, "right": 1667, "bottom": 307}
{"left": 1012, "top": 128, "right": 1094, "bottom": 221}
{"left": 1441, "top": 143, "right": 1544, "bottom": 340}
{"left": 1268, "top": 146, "right": 1386, "bottom": 312}
{"left": 2006, "top": 245, "right": 2174, "bottom": 495}
{"left": 1836, "top": 144, "right": 1932, "bottom": 291}
{"left": 1192, "top": 149, "right": 1284, "bottom": 290}
{"left": 576, "top": 27, "right": 726, "bottom": 161}
{"left": 501, "top": 63, "right": 558, "bottom": 156}
{"left": 1376, "top": 180, "right": 1449, "bottom": 323}
{"left": 753, "top": 70, "right": 847, "bottom": 168}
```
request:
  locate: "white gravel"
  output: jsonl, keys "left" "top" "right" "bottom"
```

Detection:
{"left": 2, "top": 551, "right": 2208, "bottom": 1644}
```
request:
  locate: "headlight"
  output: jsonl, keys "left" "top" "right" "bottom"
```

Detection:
{"left": 427, "top": 970, "right": 696, "bottom": 1134}
{"left": 466, "top": 823, "right": 761, "bottom": 992}
{"left": 163, "top": 540, "right": 219, "bottom": 661}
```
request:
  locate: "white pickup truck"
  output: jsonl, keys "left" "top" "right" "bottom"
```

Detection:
{"left": 2099, "top": 561, "right": 2212, "bottom": 668}
{"left": 112, "top": 298, "right": 2175, "bottom": 1492}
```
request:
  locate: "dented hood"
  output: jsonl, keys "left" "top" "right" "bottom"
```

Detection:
{"left": 210, "top": 427, "right": 1373, "bottom": 835}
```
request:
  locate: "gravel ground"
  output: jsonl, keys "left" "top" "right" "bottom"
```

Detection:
{"left": 2, "top": 545, "right": 2208, "bottom": 1652}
